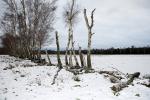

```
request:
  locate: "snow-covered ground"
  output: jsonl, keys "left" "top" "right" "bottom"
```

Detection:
{"left": 0, "top": 55, "right": 150, "bottom": 100}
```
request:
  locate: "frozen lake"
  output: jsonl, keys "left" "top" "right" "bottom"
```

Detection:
{"left": 42, "top": 55, "right": 150, "bottom": 74}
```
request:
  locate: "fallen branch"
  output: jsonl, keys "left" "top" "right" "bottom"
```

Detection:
{"left": 51, "top": 68, "right": 62, "bottom": 85}
{"left": 109, "top": 75, "right": 120, "bottom": 83}
{"left": 67, "top": 67, "right": 84, "bottom": 75}
{"left": 111, "top": 82, "right": 128, "bottom": 94}
{"left": 111, "top": 72, "right": 140, "bottom": 94}
{"left": 141, "top": 81, "right": 150, "bottom": 88}
{"left": 143, "top": 74, "right": 150, "bottom": 79}
{"left": 111, "top": 67, "right": 127, "bottom": 78}
{"left": 137, "top": 75, "right": 150, "bottom": 88}
{"left": 127, "top": 72, "right": 140, "bottom": 84}
{"left": 99, "top": 71, "right": 123, "bottom": 80}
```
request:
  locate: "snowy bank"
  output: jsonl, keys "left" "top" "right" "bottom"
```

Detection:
{"left": 0, "top": 55, "right": 150, "bottom": 100}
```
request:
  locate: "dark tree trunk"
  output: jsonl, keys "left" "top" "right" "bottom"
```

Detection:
{"left": 45, "top": 50, "right": 52, "bottom": 65}
{"left": 55, "top": 31, "right": 62, "bottom": 68}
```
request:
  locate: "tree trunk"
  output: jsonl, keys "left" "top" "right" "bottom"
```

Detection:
{"left": 83, "top": 8, "right": 96, "bottom": 70}
{"left": 87, "top": 29, "right": 92, "bottom": 69}
{"left": 55, "top": 31, "right": 62, "bottom": 68}
{"left": 79, "top": 46, "right": 86, "bottom": 68}
{"left": 45, "top": 50, "right": 52, "bottom": 65}
{"left": 37, "top": 47, "right": 41, "bottom": 60}
{"left": 67, "top": 22, "right": 74, "bottom": 68}
{"left": 65, "top": 25, "right": 72, "bottom": 66}
{"left": 65, "top": 50, "right": 69, "bottom": 65}
{"left": 111, "top": 72, "right": 140, "bottom": 94}
{"left": 72, "top": 42, "right": 79, "bottom": 67}
{"left": 69, "top": 50, "right": 73, "bottom": 68}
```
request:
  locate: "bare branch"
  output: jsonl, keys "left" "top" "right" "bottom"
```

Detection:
{"left": 63, "top": 0, "right": 80, "bottom": 26}
{"left": 84, "top": 9, "right": 90, "bottom": 29}
{"left": 90, "top": 8, "right": 96, "bottom": 29}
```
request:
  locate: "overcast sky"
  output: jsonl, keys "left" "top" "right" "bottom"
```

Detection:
{"left": 0, "top": 0, "right": 150, "bottom": 50}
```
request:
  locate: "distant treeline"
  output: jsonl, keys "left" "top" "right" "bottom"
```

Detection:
{"left": 90, "top": 46, "right": 150, "bottom": 54}
{"left": 40, "top": 46, "right": 150, "bottom": 55}
{"left": 1, "top": 46, "right": 150, "bottom": 55}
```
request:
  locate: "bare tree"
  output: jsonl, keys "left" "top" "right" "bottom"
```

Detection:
{"left": 83, "top": 8, "right": 96, "bottom": 70}
{"left": 51, "top": 31, "right": 62, "bottom": 85}
{"left": 55, "top": 31, "right": 62, "bottom": 68}
{"left": 0, "top": 0, "right": 18, "bottom": 56}
{"left": 63, "top": 0, "right": 80, "bottom": 67}
{"left": 1, "top": 0, "right": 57, "bottom": 59}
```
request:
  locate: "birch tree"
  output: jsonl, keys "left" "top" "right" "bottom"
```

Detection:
{"left": 83, "top": 8, "right": 96, "bottom": 70}
{"left": 63, "top": 0, "right": 80, "bottom": 67}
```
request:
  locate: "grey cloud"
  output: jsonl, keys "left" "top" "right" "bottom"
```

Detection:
{"left": 0, "top": 0, "right": 150, "bottom": 49}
